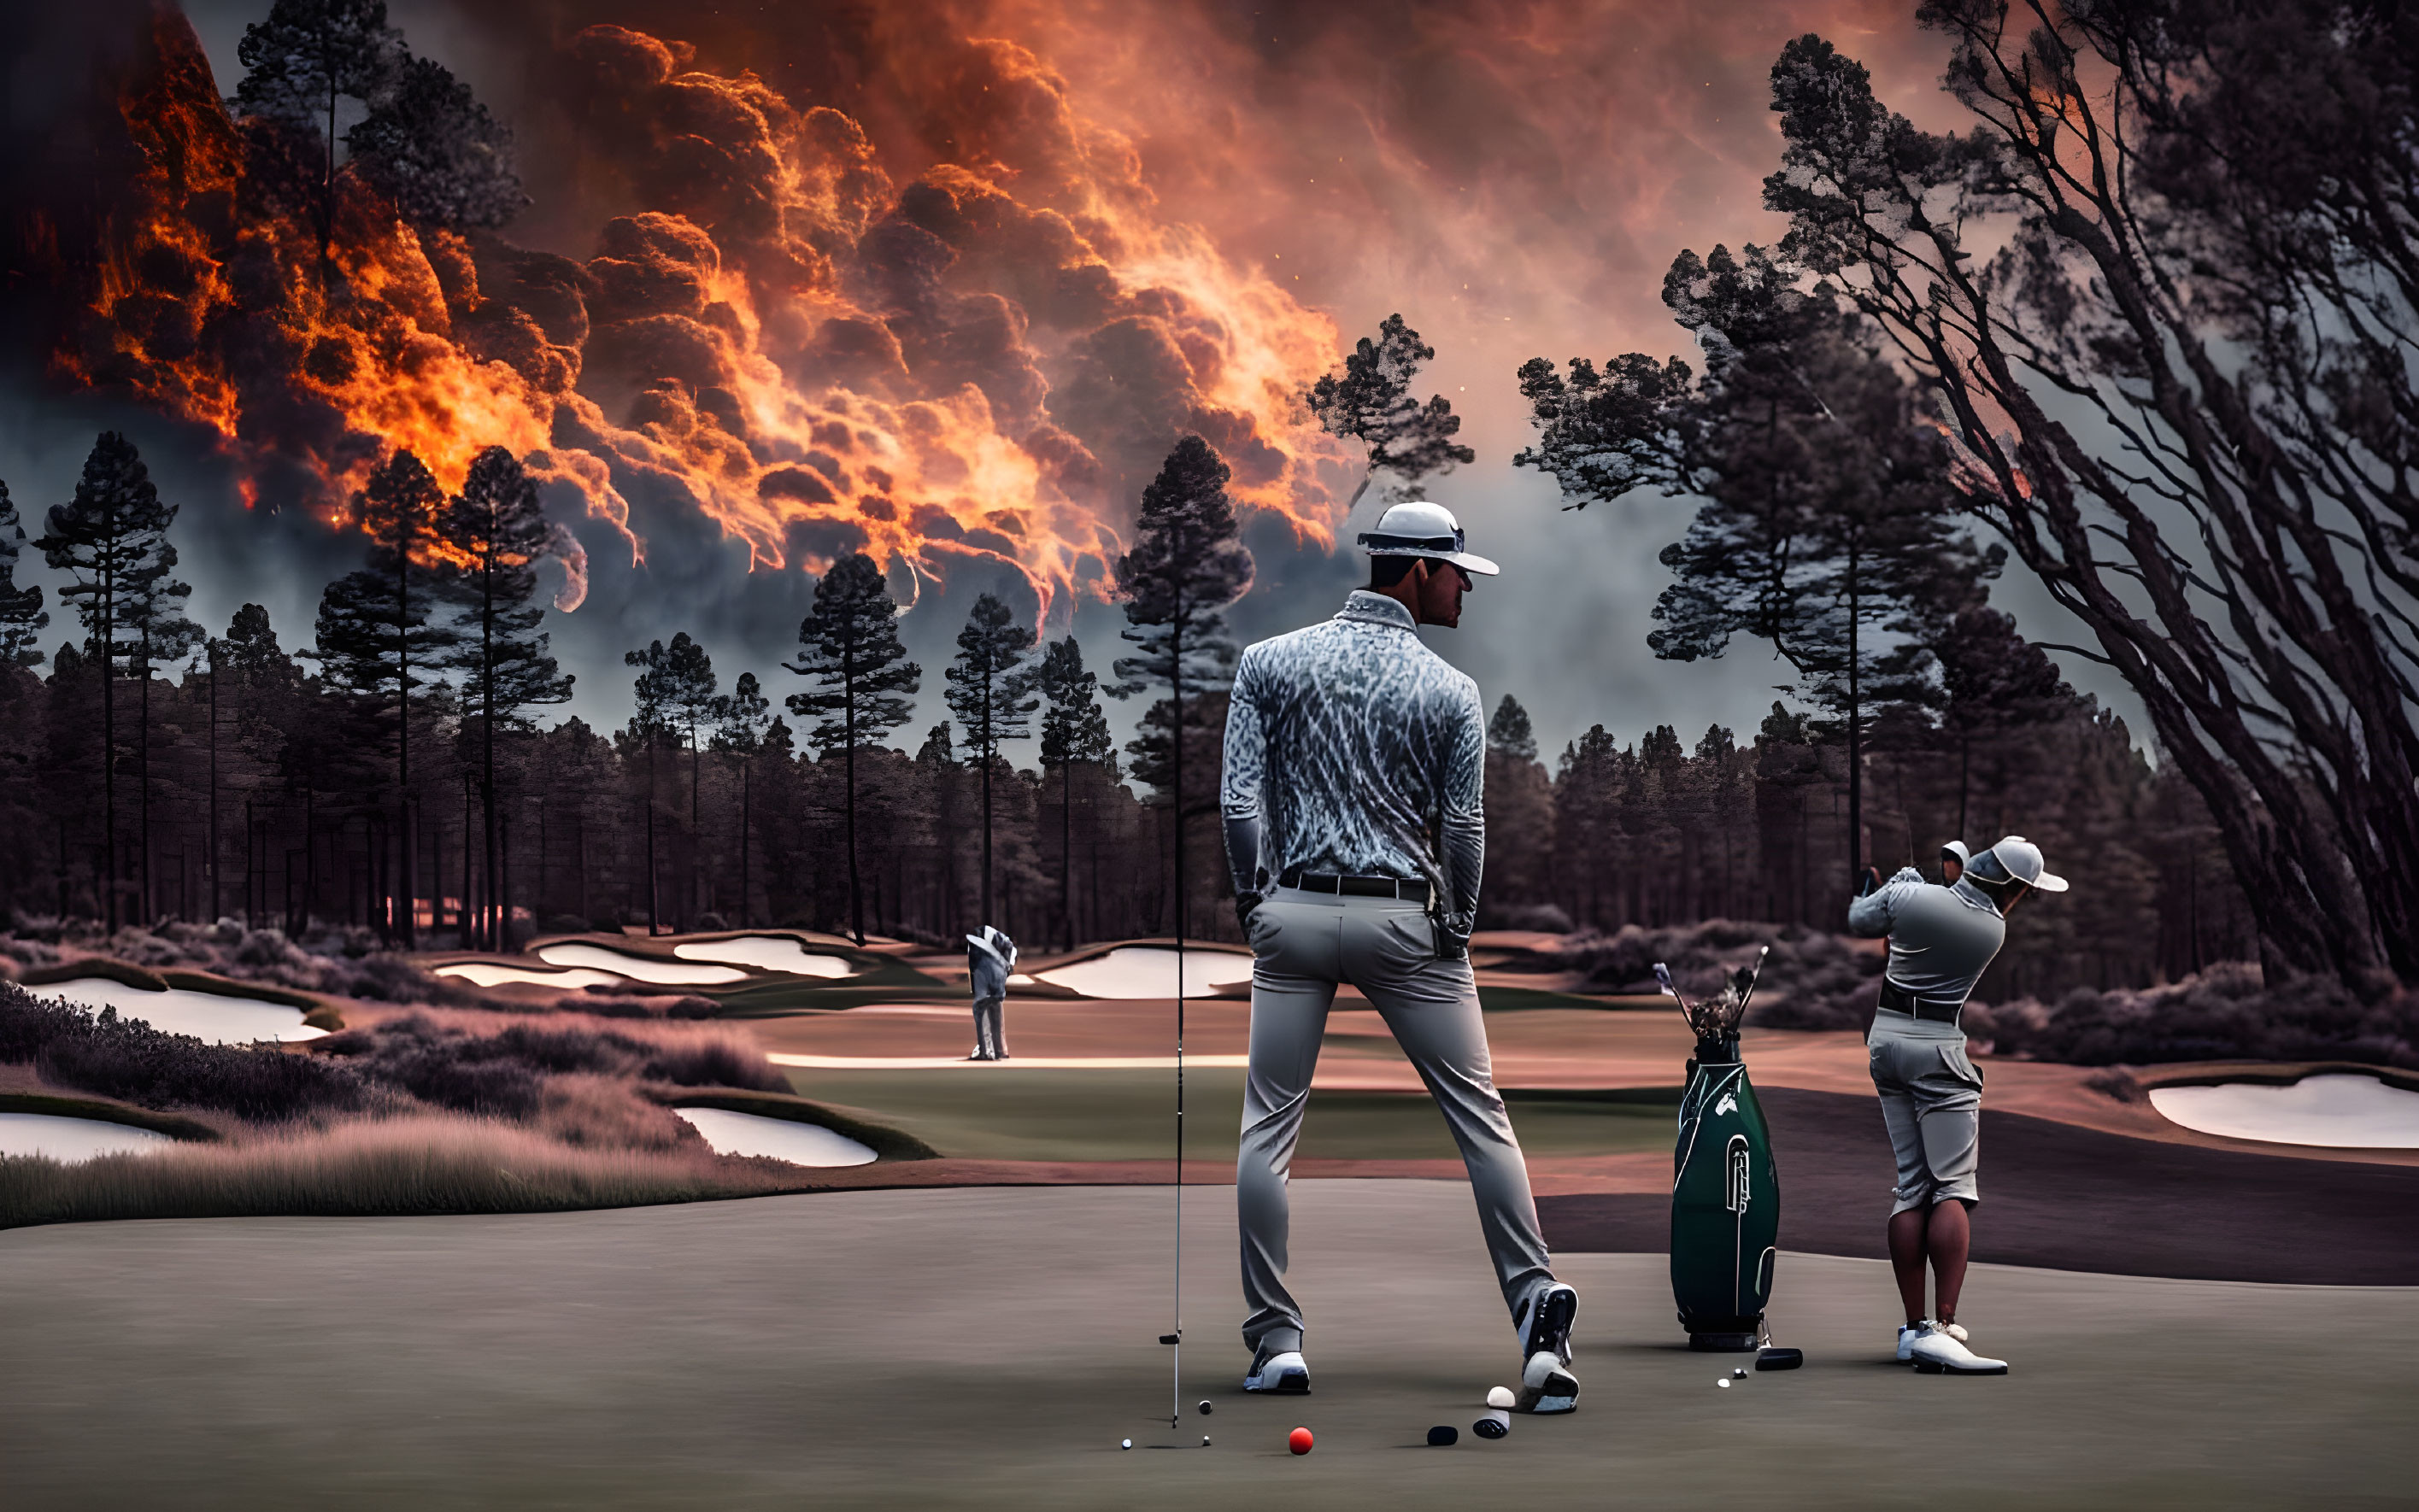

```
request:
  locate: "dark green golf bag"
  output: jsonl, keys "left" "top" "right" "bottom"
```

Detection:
{"left": 1670, "top": 1040, "right": 1779, "bottom": 1350}
{"left": 1659, "top": 950, "right": 1777, "bottom": 1352}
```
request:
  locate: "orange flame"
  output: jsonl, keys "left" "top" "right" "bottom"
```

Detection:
{"left": 57, "top": 7, "right": 1355, "bottom": 620}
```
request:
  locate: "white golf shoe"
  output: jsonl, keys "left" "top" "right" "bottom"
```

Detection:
{"left": 1895, "top": 1319, "right": 1967, "bottom": 1362}
{"left": 1515, "top": 1348, "right": 1581, "bottom": 1414}
{"left": 1243, "top": 1345, "right": 1310, "bottom": 1394}
{"left": 1512, "top": 1281, "right": 1581, "bottom": 1413}
{"left": 1906, "top": 1322, "right": 2005, "bottom": 1374}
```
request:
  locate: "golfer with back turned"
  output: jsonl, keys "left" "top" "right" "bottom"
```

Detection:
{"left": 1220, "top": 501, "right": 1580, "bottom": 1413}
{"left": 1849, "top": 836, "right": 2068, "bottom": 1374}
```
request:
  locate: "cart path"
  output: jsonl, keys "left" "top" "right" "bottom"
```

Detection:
{"left": 1538, "top": 1087, "right": 2419, "bottom": 1286}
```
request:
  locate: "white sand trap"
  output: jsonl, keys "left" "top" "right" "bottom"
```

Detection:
{"left": 433, "top": 963, "right": 625, "bottom": 990}
{"left": 534, "top": 944, "right": 748, "bottom": 985}
{"left": 2149, "top": 1074, "right": 2419, "bottom": 1148}
{"left": 1034, "top": 947, "right": 1254, "bottom": 999}
{"left": 0, "top": 1112, "right": 176, "bottom": 1163}
{"left": 673, "top": 1108, "right": 877, "bottom": 1166}
{"left": 37, "top": 978, "right": 327, "bottom": 1044}
{"left": 672, "top": 937, "right": 853, "bottom": 977}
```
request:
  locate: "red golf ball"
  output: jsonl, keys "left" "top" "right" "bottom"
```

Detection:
{"left": 1288, "top": 1427, "right": 1313, "bottom": 1456}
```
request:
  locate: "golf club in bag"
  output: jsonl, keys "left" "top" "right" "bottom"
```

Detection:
{"left": 1659, "top": 948, "right": 1787, "bottom": 1356}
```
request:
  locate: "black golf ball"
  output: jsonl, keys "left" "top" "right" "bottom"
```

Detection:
{"left": 1427, "top": 1425, "right": 1459, "bottom": 1447}
{"left": 1197, "top": 1400, "right": 1212, "bottom": 1415}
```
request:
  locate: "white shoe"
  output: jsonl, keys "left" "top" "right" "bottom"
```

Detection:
{"left": 1244, "top": 1346, "right": 1310, "bottom": 1393}
{"left": 1896, "top": 1319, "right": 1966, "bottom": 1362}
{"left": 1514, "top": 1349, "right": 1580, "bottom": 1414}
{"left": 1907, "top": 1324, "right": 2006, "bottom": 1374}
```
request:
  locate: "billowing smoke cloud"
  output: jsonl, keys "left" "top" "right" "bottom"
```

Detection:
{"left": 17, "top": 1, "right": 1357, "bottom": 626}
{"left": 8, "top": 0, "right": 2017, "bottom": 755}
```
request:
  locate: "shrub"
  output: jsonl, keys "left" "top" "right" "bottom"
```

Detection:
{"left": 1550, "top": 920, "right": 1885, "bottom": 1029}
{"left": 0, "top": 981, "right": 369, "bottom": 1122}
{"left": 1987, "top": 965, "right": 2419, "bottom": 1069}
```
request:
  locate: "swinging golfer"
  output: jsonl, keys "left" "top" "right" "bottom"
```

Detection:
{"left": 1850, "top": 836, "right": 2067, "bottom": 1374}
{"left": 965, "top": 925, "right": 1014, "bottom": 1061}
{"left": 1220, "top": 501, "right": 1579, "bottom": 1413}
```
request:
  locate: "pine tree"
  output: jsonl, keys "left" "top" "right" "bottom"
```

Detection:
{"left": 1487, "top": 694, "right": 1538, "bottom": 763}
{"left": 442, "top": 447, "right": 572, "bottom": 949}
{"left": 345, "top": 54, "right": 523, "bottom": 230}
{"left": 624, "top": 634, "right": 716, "bottom": 933}
{"left": 232, "top": 0, "right": 405, "bottom": 267}
{"left": 1036, "top": 635, "right": 1114, "bottom": 951}
{"left": 944, "top": 594, "right": 1039, "bottom": 924}
{"left": 784, "top": 554, "right": 919, "bottom": 945}
{"left": 1112, "top": 435, "right": 1254, "bottom": 957}
{"left": 38, "top": 432, "right": 180, "bottom": 929}
{"left": 1306, "top": 314, "right": 1477, "bottom": 506}
{"left": 0, "top": 479, "right": 49, "bottom": 668}
{"left": 307, "top": 449, "right": 456, "bottom": 945}
{"left": 117, "top": 503, "right": 200, "bottom": 922}
{"left": 709, "top": 671, "right": 772, "bottom": 929}
{"left": 1518, "top": 245, "right": 1996, "bottom": 885}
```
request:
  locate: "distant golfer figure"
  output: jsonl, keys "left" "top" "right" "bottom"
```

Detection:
{"left": 1939, "top": 839, "right": 1969, "bottom": 888}
{"left": 966, "top": 925, "right": 1015, "bottom": 1061}
{"left": 1850, "top": 835, "right": 2068, "bottom": 1374}
{"left": 1221, "top": 501, "right": 1579, "bottom": 1413}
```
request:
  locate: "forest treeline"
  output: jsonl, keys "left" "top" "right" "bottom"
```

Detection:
{"left": 0, "top": 421, "right": 2250, "bottom": 1006}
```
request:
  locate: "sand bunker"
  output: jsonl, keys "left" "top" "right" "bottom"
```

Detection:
{"left": 2149, "top": 1074, "right": 2419, "bottom": 1148}
{"left": 37, "top": 978, "right": 328, "bottom": 1044}
{"left": 433, "top": 963, "right": 625, "bottom": 990}
{"left": 1034, "top": 947, "right": 1254, "bottom": 999}
{"left": 534, "top": 945, "right": 748, "bottom": 985}
{"left": 672, "top": 1108, "right": 877, "bottom": 1166}
{"left": 672, "top": 938, "right": 853, "bottom": 977}
{"left": 0, "top": 1112, "right": 175, "bottom": 1163}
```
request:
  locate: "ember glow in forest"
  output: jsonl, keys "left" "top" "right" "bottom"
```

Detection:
{"left": 40, "top": 6, "right": 1356, "bottom": 614}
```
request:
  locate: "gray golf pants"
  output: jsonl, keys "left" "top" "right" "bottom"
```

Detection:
{"left": 1237, "top": 888, "right": 1557, "bottom": 1357}
{"left": 972, "top": 997, "right": 1005, "bottom": 1058}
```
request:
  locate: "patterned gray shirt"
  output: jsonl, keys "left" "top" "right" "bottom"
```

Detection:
{"left": 1221, "top": 589, "right": 1486, "bottom": 935}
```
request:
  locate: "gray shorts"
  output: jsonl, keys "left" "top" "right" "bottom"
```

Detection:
{"left": 1867, "top": 1014, "right": 1984, "bottom": 1214}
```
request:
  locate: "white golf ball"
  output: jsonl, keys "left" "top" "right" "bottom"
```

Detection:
{"left": 1485, "top": 1386, "right": 1517, "bottom": 1409}
{"left": 1120, "top": 1439, "right": 1132, "bottom": 1450}
{"left": 1717, "top": 1378, "right": 1731, "bottom": 1388}
{"left": 1733, "top": 1368, "right": 1749, "bottom": 1379}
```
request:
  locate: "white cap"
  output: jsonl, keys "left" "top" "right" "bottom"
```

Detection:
{"left": 1976, "top": 835, "right": 2068, "bottom": 894}
{"left": 1940, "top": 840, "right": 1970, "bottom": 865}
{"left": 1356, "top": 501, "right": 1500, "bottom": 576}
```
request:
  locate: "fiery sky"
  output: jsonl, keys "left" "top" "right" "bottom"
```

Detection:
{"left": 0, "top": 0, "right": 2059, "bottom": 761}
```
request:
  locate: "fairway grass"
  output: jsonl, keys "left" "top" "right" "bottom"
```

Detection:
{"left": 779, "top": 1065, "right": 1679, "bottom": 1163}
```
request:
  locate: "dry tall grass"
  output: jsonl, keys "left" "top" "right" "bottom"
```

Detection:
{"left": 0, "top": 1116, "right": 815, "bottom": 1229}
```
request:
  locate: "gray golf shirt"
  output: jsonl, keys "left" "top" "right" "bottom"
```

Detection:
{"left": 1847, "top": 867, "right": 2007, "bottom": 1004}
{"left": 1221, "top": 589, "right": 1486, "bottom": 937}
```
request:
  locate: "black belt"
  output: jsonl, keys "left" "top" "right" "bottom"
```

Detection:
{"left": 1878, "top": 980, "right": 1964, "bottom": 1023}
{"left": 1277, "top": 869, "right": 1432, "bottom": 904}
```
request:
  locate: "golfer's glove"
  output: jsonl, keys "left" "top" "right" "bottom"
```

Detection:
{"left": 1433, "top": 918, "right": 1470, "bottom": 961}
{"left": 1235, "top": 890, "right": 1265, "bottom": 936}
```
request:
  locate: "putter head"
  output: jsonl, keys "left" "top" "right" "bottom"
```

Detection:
{"left": 1755, "top": 1345, "right": 1803, "bottom": 1371}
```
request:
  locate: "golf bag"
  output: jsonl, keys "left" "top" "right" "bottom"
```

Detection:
{"left": 1659, "top": 951, "right": 1778, "bottom": 1352}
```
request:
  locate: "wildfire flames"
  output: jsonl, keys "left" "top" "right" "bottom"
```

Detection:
{"left": 45, "top": 6, "right": 1355, "bottom": 615}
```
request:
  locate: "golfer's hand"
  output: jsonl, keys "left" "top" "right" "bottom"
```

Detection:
{"left": 1858, "top": 865, "right": 1882, "bottom": 897}
{"left": 1434, "top": 925, "right": 1469, "bottom": 961}
{"left": 1235, "top": 892, "right": 1264, "bottom": 936}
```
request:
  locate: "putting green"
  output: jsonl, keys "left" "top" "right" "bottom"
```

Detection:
{"left": 779, "top": 1066, "right": 1679, "bottom": 1163}
{"left": 4, "top": 1183, "right": 2410, "bottom": 1509}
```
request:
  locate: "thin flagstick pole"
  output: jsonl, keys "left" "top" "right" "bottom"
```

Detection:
{"left": 1171, "top": 613, "right": 1185, "bottom": 1432}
